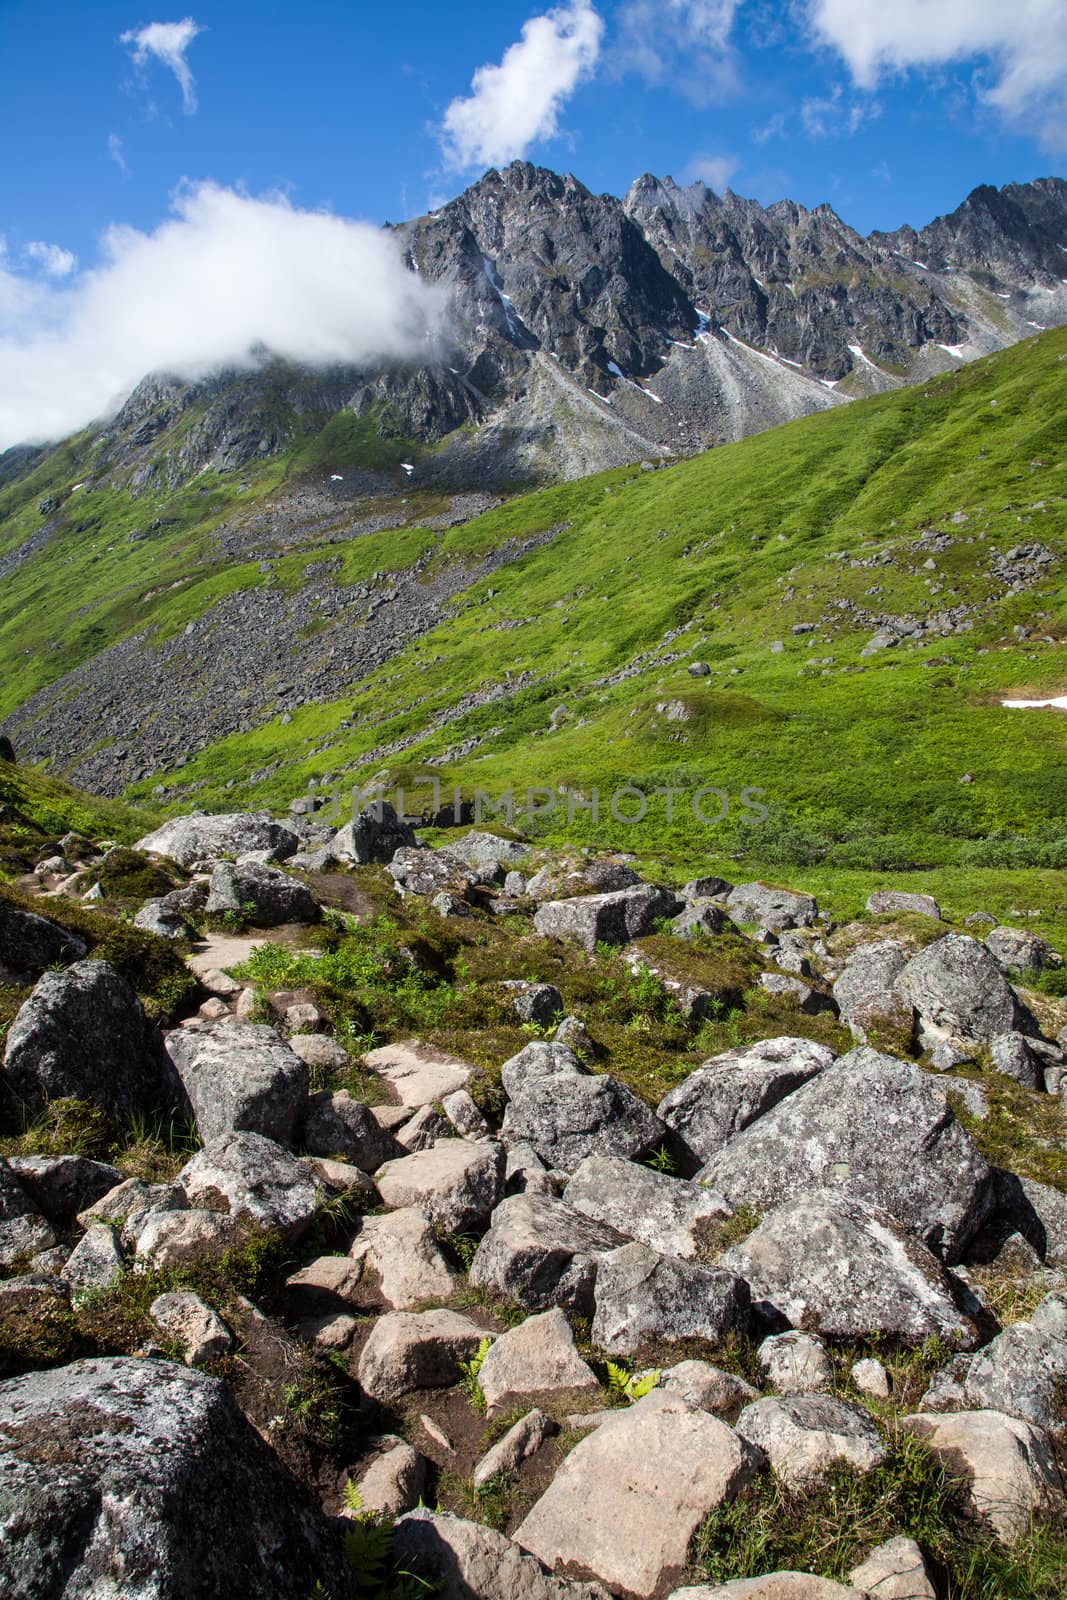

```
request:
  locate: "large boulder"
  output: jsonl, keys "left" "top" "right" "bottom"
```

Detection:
{"left": 347, "top": 1207, "right": 458, "bottom": 1309}
{"left": 591, "top": 1244, "right": 750, "bottom": 1357}
{"left": 7, "top": 1155, "right": 122, "bottom": 1221}
{"left": 374, "top": 1139, "right": 505, "bottom": 1234}
{"left": 302, "top": 1089, "right": 399, "bottom": 1171}
{"left": 204, "top": 861, "right": 319, "bottom": 927}
{"left": 699, "top": 1051, "right": 994, "bottom": 1262}
{"left": 533, "top": 885, "right": 681, "bottom": 953}
{"left": 657, "top": 1039, "right": 834, "bottom": 1165}
{"left": 396, "top": 1509, "right": 612, "bottom": 1600}
{"left": 563, "top": 1155, "right": 731, "bottom": 1259}
{"left": 985, "top": 926, "right": 1063, "bottom": 975}
{"left": 2, "top": 960, "right": 186, "bottom": 1123}
{"left": 721, "top": 1192, "right": 974, "bottom": 1345}
{"left": 735, "top": 1396, "right": 886, "bottom": 1489}
{"left": 357, "top": 1310, "right": 491, "bottom": 1403}
{"left": 165, "top": 1022, "right": 308, "bottom": 1146}
{"left": 476, "top": 1307, "right": 599, "bottom": 1414}
{"left": 831, "top": 943, "right": 914, "bottom": 1042}
{"left": 388, "top": 848, "right": 477, "bottom": 898}
{"left": 725, "top": 883, "right": 817, "bottom": 931}
{"left": 866, "top": 891, "right": 941, "bottom": 920}
{"left": 896, "top": 934, "right": 1033, "bottom": 1044}
{"left": 932, "top": 1295, "right": 1067, "bottom": 1431}
{"left": 0, "top": 899, "right": 87, "bottom": 986}
{"left": 330, "top": 802, "right": 416, "bottom": 866}
{"left": 500, "top": 1040, "right": 584, "bottom": 1098}
{"left": 135, "top": 812, "right": 300, "bottom": 868}
{"left": 177, "top": 1131, "right": 327, "bottom": 1241}
{"left": 443, "top": 830, "right": 529, "bottom": 875}
{"left": 901, "top": 1410, "right": 1065, "bottom": 1544}
{"left": 0, "top": 1356, "right": 351, "bottom": 1599}
{"left": 526, "top": 858, "right": 643, "bottom": 901}
{"left": 502, "top": 1072, "right": 666, "bottom": 1173}
{"left": 514, "top": 1391, "right": 759, "bottom": 1600}
{"left": 469, "top": 1193, "right": 627, "bottom": 1313}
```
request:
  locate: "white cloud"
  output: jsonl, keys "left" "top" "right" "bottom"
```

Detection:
{"left": 615, "top": 0, "right": 741, "bottom": 103}
{"left": 805, "top": 0, "right": 1067, "bottom": 148}
{"left": 25, "top": 242, "right": 78, "bottom": 279}
{"left": 0, "top": 183, "right": 446, "bottom": 452}
{"left": 108, "top": 133, "right": 128, "bottom": 174}
{"left": 800, "top": 82, "right": 881, "bottom": 138}
{"left": 752, "top": 111, "right": 787, "bottom": 143}
{"left": 120, "top": 17, "right": 204, "bottom": 113}
{"left": 440, "top": 1, "right": 604, "bottom": 171}
{"left": 682, "top": 151, "right": 740, "bottom": 190}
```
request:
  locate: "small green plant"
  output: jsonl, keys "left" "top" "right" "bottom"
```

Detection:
{"left": 458, "top": 1336, "right": 493, "bottom": 1413}
{"left": 644, "top": 1143, "right": 677, "bottom": 1175}
{"left": 605, "top": 1361, "right": 660, "bottom": 1403}
{"left": 319, "top": 1485, "right": 435, "bottom": 1600}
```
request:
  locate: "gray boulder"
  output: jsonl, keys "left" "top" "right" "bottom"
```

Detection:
{"left": 502, "top": 981, "right": 564, "bottom": 1026}
{"left": 758, "top": 974, "right": 836, "bottom": 1015}
{"left": 500, "top": 1040, "right": 584, "bottom": 1098}
{"left": 133, "top": 899, "right": 191, "bottom": 940}
{"left": 758, "top": 1332, "right": 833, "bottom": 1395}
{"left": 831, "top": 942, "right": 914, "bottom": 1042}
{"left": 533, "top": 884, "right": 680, "bottom": 953}
{"left": 0, "top": 1161, "right": 56, "bottom": 1266}
{"left": 988, "top": 1032, "right": 1044, "bottom": 1090}
{"left": 896, "top": 934, "right": 1033, "bottom": 1044}
{"left": 60, "top": 1224, "right": 124, "bottom": 1293}
{"left": 933, "top": 1295, "right": 1067, "bottom": 1431}
{"left": 671, "top": 901, "right": 729, "bottom": 939}
{"left": 0, "top": 900, "right": 86, "bottom": 986}
{"left": 443, "top": 830, "right": 529, "bottom": 874}
{"left": 357, "top": 1309, "right": 491, "bottom": 1402}
{"left": 388, "top": 847, "right": 476, "bottom": 898}
{"left": 591, "top": 1243, "right": 750, "bottom": 1357}
{"left": 2, "top": 960, "right": 186, "bottom": 1123}
{"left": 330, "top": 802, "right": 416, "bottom": 865}
{"left": 302, "top": 1089, "right": 399, "bottom": 1171}
{"left": 165, "top": 1022, "right": 308, "bottom": 1146}
{"left": 7, "top": 1155, "right": 122, "bottom": 1221}
{"left": 563, "top": 1154, "right": 731, "bottom": 1259}
{"left": 178, "top": 1131, "right": 327, "bottom": 1241}
{"left": 725, "top": 883, "right": 817, "bottom": 931}
{"left": 0, "top": 1356, "right": 350, "bottom": 1599}
{"left": 866, "top": 891, "right": 941, "bottom": 919}
{"left": 469, "top": 1192, "right": 626, "bottom": 1313}
{"left": 502, "top": 1072, "right": 666, "bottom": 1173}
{"left": 204, "top": 861, "right": 319, "bottom": 927}
{"left": 681, "top": 876, "right": 733, "bottom": 900}
{"left": 985, "top": 926, "right": 1063, "bottom": 974}
{"left": 722, "top": 1192, "right": 974, "bottom": 1344}
{"left": 735, "top": 1395, "right": 886, "bottom": 1488}
{"left": 374, "top": 1139, "right": 505, "bottom": 1233}
{"left": 657, "top": 1038, "right": 834, "bottom": 1165}
{"left": 396, "top": 1509, "right": 612, "bottom": 1600}
{"left": 987, "top": 1169, "right": 1067, "bottom": 1267}
{"left": 526, "top": 859, "right": 642, "bottom": 901}
{"left": 901, "top": 1409, "right": 1065, "bottom": 1544}
{"left": 699, "top": 1051, "right": 994, "bottom": 1262}
{"left": 135, "top": 812, "right": 300, "bottom": 868}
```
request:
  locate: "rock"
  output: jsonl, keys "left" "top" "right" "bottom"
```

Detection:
{"left": 758, "top": 1332, "right": 834, "bottom": 1394}
{"left": 526, "top": 859, "right": 643, "bottom": 901}
{"left": 302, "top": 1089, "right": 398, "bottom": 1170}
{"left": 395, "top": 1104, "right": 452, "bottom": 1151}
{"left": 7, "top": 1155, "right": 122, "bottom": 1221}
{"left": 284, "top": 1001, "right": 323, "bottom": 1032}
{"left": 354, "top": 1437, "right": 428, "bottom": 1517}
{"left": 592, "top": 1244, "right": 749, "bottom": 1357}
{"left": 198, "top": 998, "right": 230, "bottom": 1022}
{"left": 514, "top": 1391, "right": 759, "bottom": 1600}
{"left": 362, "top": 1039, "right": 473, "bottom": 1106}
{"left": 357, "top": 1309, "right": 493, "bottom": 1402}
{"left": 502, "top": 981, "right": 564, "bottom": 1026}
{"left": 178, "top": 1131, "right": 327, "bottom": 1241}
{"left": 988, "top": 1031, "right": 1044, "bottom": 1089}
{"left": 288, "top": 1032, "right": 348, "bottom": 1071}
{"left": 374, "top": 1139, "right": 504, "bottom": 1233}
{"left": 474, "top": 1407, "right": 556, "bottom": 1487}
{"left": 722, "top": 1192, "right": 973, "bottom": 1345}
{"left": 133, "top": 899, "right": 191, "bottom": 940}
{"left": 151, "top": 1290, "right": 233, "bottom": 1364}
{"left": 444, "top": 830, "right": 529, "bottom": 874}
{"left": 470, "top": 1193, "right": 627, "bottom": 1313}
{"left": 671, "top": 901, "right": 730, "bottom": 939}
{"left": 477, "top": 1307, "right": 599, "bottom": 1414}
{"left": 990, "top": 1169, "right": 1067, "bottom": 1266}
{"left": 866, "top": 892, "right": 941, "bottom": 920}
{"left": 77, "top": 1177, "right": 185, "bottom": 1231}
{"left": 942, "top": 1299, "right": 1067, "bottom": 1430}
{"left": 682, "top": 877, "right": 733, "bottom": 900}
{"left": 654, "top": 1361, "right": 758, "bottom": 1422}
{"left": 0, "top": 1356, "right": 350, "bottom": 1599}
{"left": 135, "top": 811, "right": 300, "bottom": 867}
{"left": 554, "top": 1016, "right": 596, "bottom": 1060}
{"left": 331, "top": 802, "right": 417, "bottom": 865}
{"left": 700, "top": 1052, "right": 994, "bottom": 1262}
{"left": 851, "top": 1358, "right": 891, "bottom": 1401}
{"left": 2, "top": 960, "right": 186, "bottom": 1123}
{"left": 166, "top": 1021, "right": 308, "bottom": 1146}
{"left": 348, "top": 1207, "right": 458, "bottom": 1309}
{"left": 901, "top": 1410, "right": 1065, "bottom": 1543}
{"left": 0, "top": 1160, "right": 57, "bottom": 1265}
{"left": 563, "top": 1155, "right": 731, "bottom": 1259}
{"left": 670, "top": 1580, "right": 864, "bottom": 1599}
{"left": 204, "top": 860, "right": 319, "bottom": 927}
{"left": 503, "top": 871, "right": 528, "bottom": 897}
{"left": 0, "top": 899, "right": 87, "bottom": 986}
{"left": 896, "top": 934, "right": 1033, "bottom": 1044}
{"left": 861, "top": 631, "right": 899, "bottom": 656}
{"left": 533, "top": 884, "right": 681, "bottom": 953}
{"left": 500, "top": 1040, "right": 584, "bottom": 1098}
{"left": 442, "top": 1089, "right": 490, "bottom": 1140}
{"left": 502, "top": 1073, "right": 666, "bottom": 1173}
{"left": 60, "top": 1224, "right": 124, "bottom": 1293}
{"left": 758, "top": 973, "right": 835, "bottom": 1015}
{"left": 726, "top": 883, "right": 817, "bottom": 931}
{"left": 831, "top": 942, "right": 914, "bottom": 1041}
{"left": 848, "top": 1536, "right": 936, "bottom": 1599}
{"left": 396, "top": 1509, "right": 613, "bottom": 1600}
{"left": 133, "top": 1209, "right": 246, "bottom": 1269}
{"left": 985, "top": 926, "right": 1063, "bottom": 974}
{"left": 389, "top": 847, "right": 477, "bottom": 898}
{"left": 431, "top": 891, "right": 470, "bottom": 918}
{"left": 657, "top": 1038, "right": 835, "bottom": 1165}
{"left": 735, "top": 1395, "right": 886, "bottom": 1488}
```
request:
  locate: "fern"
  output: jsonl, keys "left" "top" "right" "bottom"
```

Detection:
{"left": 457, "top": 1336, "right": 493, "bottom": 1413}
{"left": 606, "top": 1360, "right": 660, "bottom": 1403}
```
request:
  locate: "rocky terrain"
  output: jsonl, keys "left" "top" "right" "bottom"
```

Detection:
{"left": 1, "top": 800, "right": 1065, "bottom": 1598}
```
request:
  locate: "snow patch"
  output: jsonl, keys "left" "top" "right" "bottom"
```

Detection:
{"left": 1003, "top": 696, "right": 1067, "bottom": 710}
{"left": 400, "top": 463, "right": 414, "bottom": 475}
{"left": 330, "top": 474, "right": 344, "bottom": 481}
{"left": 937, "top": 344, "right": 967, "bottom": 360}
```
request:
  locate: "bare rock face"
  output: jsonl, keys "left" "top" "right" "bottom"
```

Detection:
{"left": 514, "top": 1391, "right": 760, "bottom": 1600}
{"left": 2, "top": 960, "right": 186, "bottom": 1125}
{"left": 0, "top": 899, "right": 87, "bottom": 986}
{"left": 166, "top": 1021, "right": 309, "bottom": 1146}
{"left": 901, "top": 1409, "right": 1066, "bottom": 1543}
{"left": 721, "top": 1192, "right": 974, "bottom": 1345}
{"left": 700, "top": 1052, "right": 994, "bottom": 1262}
{"left": 563, "top": 1154, "right": 731, "bottom": 1259}
{"left": 0, "top": 1356, "right": 352, "bottom": 1599}
{"left": 135, "top": 812, "right": 300, "bottom": 867}
{"left": 395, "top": 1509, "right": 613, "bottom": 1600}
{"left": 657, "top": 1038, "right": 834, "bottom": 1165}
{"left": 735, "top": 1395, "right": 886, "bottom": 1489}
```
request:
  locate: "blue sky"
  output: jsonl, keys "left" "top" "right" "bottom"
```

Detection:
{"left": 1, "top": 1, "right": 1065, "bottom": 448}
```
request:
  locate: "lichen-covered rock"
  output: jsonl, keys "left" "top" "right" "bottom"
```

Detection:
{"left": 302, "top": 1089, "right": 400, "bottom": 1171}
{"left": 658, "top": 1038, "right": 834, "bottom": 1164}
{"left": 133, "top": 899, "right": 191, "bottom": 940}
{"left": 722, "top": 1192, "right": 974, "bottom": 1345}
{"left": 331, "top": 802, "right": 416, "bottom": 866}
{"left": 934, "top": 1295, "right": 1067, "bottom": 1431}
{"left": 533, "top": 884, "right": 680, "bottom": 953}
{"left": 848, "top": 1535, "right": 936, "bottom": 1599}
{"left": 653, "top": 1361, "right": 759, "bottom": 1422}
{"left": 725, "top": 883, "right": 817, "bottom": 931}
{"left": 0, "top": 1356, "right": 351, "bottom": 1599}
{"left": 502, "top": 981, "right": 564, "bottom": 1026}
{"left": 135, "top": 811, "right": 300, "bottom": 867}
{"left": 151, "top": 1291, "right": 234, "bottom": 1365}
{"left": 502, "top": 1072, "right": 666, "bottom": 1173}
{"left": 866, "top": 892, "right": 941, "bottom": 920}
{"left": 500, "top": 1040, "right": 584, "bottom": 1098}
{"left": 0, "top": 899, "right": 87, "bottom": 986}
{"left": 60, "top": 1224, "right": 124, "bottom": 1293}
{"left": 564, "top": 1154, "right": 731, "bottom": 1259}
{"left": 896, "top": 934, "right": 1033, "bottom": 1044}
{"left": 469, "top": 1193, "right": 626, "bottom": 1313}
{"left": 166, "top": 1021, "right": 309, "bottom": 1146}
{"left": 178, "top": 1131, "right": 327, "bottom": 1240}
{"left": 985, "top": 926, "right": 1063, "bottom": 974}
{"left": 2, "top": 960, "right": 186, "bottom": 1123}
{"left": 592, "top": 1243, "right": 750, "bottom": 1357}
{"left": 388, "top": 847, "right": 477, "bottom": 898}
{"left": 7, "top": 1155, "right": 122, "bottom": 1221}
{"left": 204, "top": 860, "right": 320, "bottom": 927}
{"left": 670, "top": 1579, "right": 864, "bottom": 1599}
{"left": 132, "top": 1209, "right": 246, "bottom": 1269}
{"left": 700, "top": 1052, "right": 994, "bottom": 1262}
{"left": 735, "top": 1395, "right": 886, "bottom": 1488}
{"left": 757, "top": 1332, "right": 834, "bottom": 1395}
{"left": 831, "top": 942, "right": 914, "bottom": 1042}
